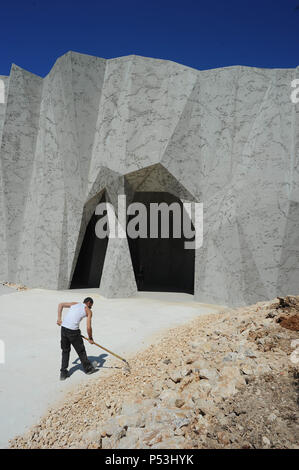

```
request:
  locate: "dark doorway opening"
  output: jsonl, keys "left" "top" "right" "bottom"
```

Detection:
{"left": 127, "top": 192, "right": 195, "bottom": 294}
{"left": 70, "top": 193, "right": 108, "bottom": 289}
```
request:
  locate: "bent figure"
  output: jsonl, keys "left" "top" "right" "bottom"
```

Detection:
{"left": 57, "top": 297, "right": 96, "bottom": 380}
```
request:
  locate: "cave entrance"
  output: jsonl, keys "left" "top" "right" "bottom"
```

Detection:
{"left": 127, "top": 191, "right": 195, "bottom": 294}
{"left": 70, "top": 192, "right": 108, "bottom": 289}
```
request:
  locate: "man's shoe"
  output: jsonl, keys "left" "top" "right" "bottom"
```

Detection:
{"left": 60, "top": 370, "right": 69, "bottom": 380}
{"left": 86, "top": 367, "right": 97, "bottom": 375}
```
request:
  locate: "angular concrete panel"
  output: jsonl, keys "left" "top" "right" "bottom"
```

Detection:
{"left": 0, "top": 52, "right": 298, "bottom": 306}
{"left": 99, "top": 236, "right": 137, "bottom": 298}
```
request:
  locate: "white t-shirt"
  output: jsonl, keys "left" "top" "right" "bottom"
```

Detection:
{"left": 62, "top": 303, "right": 87, "bottom": 330}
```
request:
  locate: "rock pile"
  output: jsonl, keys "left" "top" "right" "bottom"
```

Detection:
{"left": 10, "top": 296, "right": 299, "bottom": 449}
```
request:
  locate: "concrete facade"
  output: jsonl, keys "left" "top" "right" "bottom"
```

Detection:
{"left": 0, "top": 52, "right": 298, "bottom": 306}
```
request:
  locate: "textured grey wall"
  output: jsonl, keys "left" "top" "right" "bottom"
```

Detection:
{"left": 0, "top": 52, "right": 298, "bottom": 306}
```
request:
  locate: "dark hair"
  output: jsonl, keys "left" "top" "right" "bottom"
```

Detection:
{"left": 83, "top": 297, "right": 94, "bottom": 305}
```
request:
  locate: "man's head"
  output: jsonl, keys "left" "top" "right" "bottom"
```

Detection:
{"left": 83, "top": 297, "right": 94, "bottom": 308}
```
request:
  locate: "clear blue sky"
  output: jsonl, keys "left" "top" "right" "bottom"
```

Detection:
{"left": 0, "top": 0, "right": 298, "bottom": 77}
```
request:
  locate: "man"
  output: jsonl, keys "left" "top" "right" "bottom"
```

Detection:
{"left": 57, "top": 297, "right": 96, "bottom": 380}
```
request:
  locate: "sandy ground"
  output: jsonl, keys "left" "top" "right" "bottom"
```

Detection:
{"left": 0, "top": 285, "right": 17, "bottom": 296}
{"left": 0, "top": 287, "right": 224, "bottom": 448}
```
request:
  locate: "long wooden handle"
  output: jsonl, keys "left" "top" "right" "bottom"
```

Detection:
{"left": 81, "top": 335, "right": 128, "bottom": 364}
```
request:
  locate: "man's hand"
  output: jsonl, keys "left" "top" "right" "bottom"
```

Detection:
{"left": 88, "top": 338, "right": 94, "bottom": 344}
{"left": 57, "top": 320, "right": 62, "bottom": 326}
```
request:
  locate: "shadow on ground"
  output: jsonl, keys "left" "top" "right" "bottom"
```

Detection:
{"left": 69, "top": 353, "right": 124, "bottom": 376}
{"left": 69, "top": 353, "right": 108, "bottom": 376}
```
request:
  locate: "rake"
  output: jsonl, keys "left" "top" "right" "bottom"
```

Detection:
{"left": 81, "top": 335, "right": 131, "bottom": 373}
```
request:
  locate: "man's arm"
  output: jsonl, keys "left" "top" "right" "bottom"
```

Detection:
{"left": 57, "top": 302, "right": 77, "bottom": 326}
{"left": 86, "top": 307, "right": 94, "bottom": 344}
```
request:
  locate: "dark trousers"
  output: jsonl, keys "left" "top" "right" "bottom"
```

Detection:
{"left": 60, "top": 326, "right": 92, "bottom": 373}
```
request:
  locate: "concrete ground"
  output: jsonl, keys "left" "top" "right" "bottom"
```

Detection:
{"left": 0, "top": 284, "right": 18, "bottom": 296}
{"left": 0, "top": 287, "right": 225, "bottom": 448}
